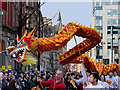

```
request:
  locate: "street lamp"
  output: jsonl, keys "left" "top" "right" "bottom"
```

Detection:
{"left": 118, "top": 27, "right": 120, "bottom": 65}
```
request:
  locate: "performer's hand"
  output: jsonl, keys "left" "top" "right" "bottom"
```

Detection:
{"left": 7, "top": 82, "right": 9, "bottom": 86}
{"left": 37, "top": 77, "right": 42, "bottom": 82}
{"left": 15, "top": 82, "right": 17, "bottom": 86}
{"left": 79, "top": 59, "right": 83, "bottom": 63}
{"left": 24, "top": 78, "right": 27, "bottom": 81}
{"left": 71, "top": 77, "right": 76, "bottom": 82}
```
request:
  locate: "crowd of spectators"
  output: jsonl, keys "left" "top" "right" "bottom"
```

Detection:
{"left": 0, "top": 67, "right": 119, "bottom": 90}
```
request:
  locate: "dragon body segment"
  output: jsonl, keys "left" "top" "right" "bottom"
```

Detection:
{"left": 36, "top": 23, "right": 77, "bottom": 52}
{"left": 58, "top": 23, "right": 101, "bottom": 65}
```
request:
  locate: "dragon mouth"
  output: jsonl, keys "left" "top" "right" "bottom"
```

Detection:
{"left": 10, "top": 46, "right": 29, "bottom": 62}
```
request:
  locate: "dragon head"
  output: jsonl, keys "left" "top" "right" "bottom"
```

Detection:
{"left": 7, "top": 27, "right": 38, "bottom": 66}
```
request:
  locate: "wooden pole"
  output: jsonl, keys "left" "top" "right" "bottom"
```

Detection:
{"left": 73, "top": 36, "right": 88, "bottom": 76}
{"left": 31, "top": 64, "right": 44, "bottom": 90}
{"left": 66, "top": 64, "right": 77, "bottom": 89}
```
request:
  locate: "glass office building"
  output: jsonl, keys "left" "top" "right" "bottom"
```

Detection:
{"left": 91, "top": 0, "right": 120, "bottom": 65}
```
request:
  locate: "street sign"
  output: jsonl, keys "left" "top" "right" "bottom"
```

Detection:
{"left": 8, "top": 65, "right": 11, "bottom": 70}
{"left": 2, "top": 65, "right": 5, "bottom": 70}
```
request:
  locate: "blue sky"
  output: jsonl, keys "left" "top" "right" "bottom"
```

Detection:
{"left": 41, "top": 2, "right": 92, "bottom": 50}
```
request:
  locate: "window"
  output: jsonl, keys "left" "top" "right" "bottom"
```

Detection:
{"left": 96, "top": 16, "right": 102, "bottom": 20}
{"left": 107, "top": 29, "right": 111, "bottom": 31}
{"left": 96, "top": 2, "right": 100, "bottom": 7}
{"left": 96, "top": 1, "right": 102, "bottom": 7}
{"left": 112, "top": 2, "right": 118, "bottom": 5}
{"left": 107, "top": 31, "right": 111, "bottom": 36}
{"left": 96, "top": 59, "right": 98, "bottom": 63}
{"left": 114, "top": 59, "right": 118, "bottom": 64}
{"left": 114, "top": 50, "right": 118, "bottom": 56}
{"left": 100, "top": 20, "right": 102, "bottom": 26}
{"left": 107, "top": 9, "right": 112, "bottom": 16}
{"left": 102, "top": 2, "right": 110, "bottom": 5}
{"left": 113, "top": 29, "right": 119, "bottom": 31}
{"left": 96, "top": 7, "right": 102, "bottom": 10}
{"left": 99, "top": 30, "right": 103, "bottom": 33}
{"left": 118, "top": 19, "right": 120, "bottom": 25}
{"left": 107, "top": 31, "right": 111, "bottom": 34}
{"left": 107, "top": 9, "right": 118, "bottom": 16}
{"left": 96, "top": 20, "right": 102, "bottom": 26}
{"left": 107, "top": 19, "right": 111, "bottom": 26}
{"left": 113, "top": 39, "right": 118, "bottom": 46}
{"left": 96, "top": 10, "right": 102, "bottom": 16}
{"left": 118, "top": 10, "right": 120, "bottom": 16}
{"left": 105, "top": 2, "right": 110, "bottom": 5}
{"left": 107, "top": 19, "right": 118, "bottom": 26}
{"left": 107, "top": 39, "right": 111, "bottom": 46}
{"left": 113, "top": 9, "right": 118, "bottom": 16}
{"left": 96, "top": 20, "right": 100, "bottom": 26}
{"left": 97, "top": 29, "right": 103, "bottom": 33}
{"left": 113, "top": 29, "right": 118, "bottom": 36}
{"left": 95, "top": 26, "right": 102, "bottom": 30}
{"left": 112, "top": 19, "right": 118, "bottom": 26}
{"left": 100, "top": 59, "right": 103, "bottom": 62}
{"left": 107, "top": 39, "right": 118, "bottom": 56}
{"left": 103, "top": 59, "right": 109, "bottom": 65}
{"left": 107, "top": 49, "right": 110, "bottom": 56}
{"left": 113, "top": 31, "right": 118, "bottom": 36}
{"left": 114, "top": 46, "right": 118, "bottom": 56}
{"left": 96, "top": 46, "right": 102, "bottom": 49}
{"left": 99, "top": 49, "right": 102, "bottom": 56}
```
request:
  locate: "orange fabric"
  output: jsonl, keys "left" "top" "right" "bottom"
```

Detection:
{"left": 96, "top": 61, "right": 104, "bottom": 76}
{"left": 83, "top": 81, "right": 87, "bottom": 87}
{"left": 58, "top": 23, "right": 101, "bottom": 65}
{"left": 106, "top": 80, "right": 112, "bottom": 85}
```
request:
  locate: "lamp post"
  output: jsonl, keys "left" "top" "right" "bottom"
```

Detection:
{"left": 112, "top": 26, "right": 120, "bottom": 64}
{"left": 118, "top": 28, "right": 120, "bottom": 65}
{"left": 108, "top": 25, "right": 114, "bottom": 64}
{"left": 37, "top": 0, "right": 40, "bottom": 71}
{"left": 111, "top": 26, "right": 113, "bottom": 63}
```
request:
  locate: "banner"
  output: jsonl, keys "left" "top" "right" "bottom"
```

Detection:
{"left": 0, "top": 1, "right": 7, "bottom": 11}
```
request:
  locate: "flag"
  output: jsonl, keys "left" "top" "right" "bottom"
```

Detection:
{"left": 0, "top": 1, "right": 7, "bottom": 11}
{"left": 81, "top": 63, "right": 88, "bottom": 81}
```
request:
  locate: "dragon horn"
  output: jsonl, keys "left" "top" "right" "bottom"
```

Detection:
{"left": 31, "top": 33, "right": 34, "bottom": 38}
{"left": 27, "top": 27, "right": 35, "bottom": 38}
{"left": 17, "top": 34, "right": 19, "bottom": 42}
{"left": 21, "top": 30, "right": 27, "bottom": 39}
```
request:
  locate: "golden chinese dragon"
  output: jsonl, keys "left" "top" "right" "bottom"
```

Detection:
{"left": 7, "top": 22, "right": 119, "bottom": 76}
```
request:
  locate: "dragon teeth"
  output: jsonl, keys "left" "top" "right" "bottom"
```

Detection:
{"left": 10, "top": 46, "right": 29, "bottom": 55}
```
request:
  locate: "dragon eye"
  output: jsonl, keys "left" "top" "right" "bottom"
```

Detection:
{"left": 17, "top": 40, "right": 23, "bottom": 46}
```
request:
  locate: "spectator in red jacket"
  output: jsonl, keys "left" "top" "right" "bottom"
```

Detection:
{"left": 37, "top": 69, "right": 66, "bottom": 90}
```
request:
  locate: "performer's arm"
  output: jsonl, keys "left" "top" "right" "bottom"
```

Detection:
{"left": 37, "top": 77, "right": 51, "bottom": 87}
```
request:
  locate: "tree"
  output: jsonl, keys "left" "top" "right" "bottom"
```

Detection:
{"left": 12, "top": 2, "right": 45, "bottom": 71}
